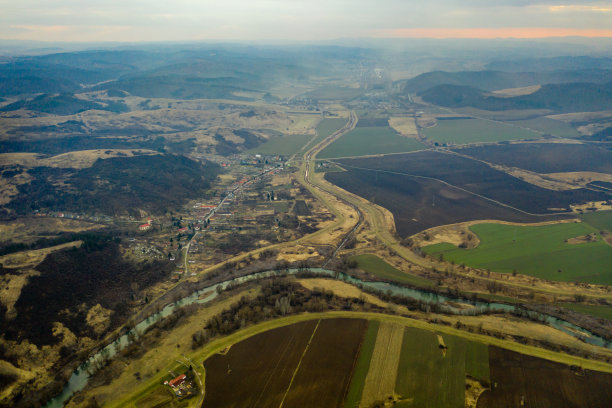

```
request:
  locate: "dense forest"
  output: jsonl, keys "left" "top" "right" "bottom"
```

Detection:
{"left": 2, "top": 235, "right": 172, "bottom": 346}
{"left": 3, "top": 154, "right": 220, "bottom": 216}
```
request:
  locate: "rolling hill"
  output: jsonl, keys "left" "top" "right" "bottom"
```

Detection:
{"left": 403, "top": 70, "right": 612, "bottom": 93}
{"left": 419, "top": 82, "right": 612, "bottom": 113}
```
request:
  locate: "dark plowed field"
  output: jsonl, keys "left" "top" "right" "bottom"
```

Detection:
{"left": 202, "top": 320, "right": 316, "bottom": 408}
{"left": 202, "top": 318, "right": 367, "bottom": 408}
{"left": 477, "top": 347, "right": 612, "bottom": 408}
{"left": 458, "top": 143, "right": 612, "bottom": 174}
{"left": 325, "top": 167, "right": 564, "bottom": 237}
{"left": 326, "top": 151, "right": 609, "bottom": 236}
{"left": 356, "top": 117, "right": 389, "bottom": 127}
{"left": 281, "top": 318, "right": 367, "bottom": 407}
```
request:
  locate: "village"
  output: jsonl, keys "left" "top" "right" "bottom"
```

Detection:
{"left": 28, "top": 152, "right": 327, "bottom": 288}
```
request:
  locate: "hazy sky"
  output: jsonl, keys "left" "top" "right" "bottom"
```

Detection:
{"left": 2, "top": 0, "right": 612, "bottom": 42}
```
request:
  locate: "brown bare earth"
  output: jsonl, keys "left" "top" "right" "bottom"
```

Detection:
{"left": 281, "top": 318, "right": 367, "bottom": 407}
{"left": 566, "top": 233, "right": 599, "bottom": 245}
{"left": 545, "top": 171, "right": 612, "bottom": 188}
{"left": 0, "top": 217, "right": 102, "bottom": 244}
{"left": 202, "top": 318, "right": 367, "bottom": 408}
{"left": 0, "top": 269, "right": 39, "bottom": 319}
{"left": 297, "top": 278, "right": 390, "bottom": 309}
{"left": 490, "top": 165, "right": 580, "bottom": 191}
{"left": 571, "top": 201, "right": 612, "bottom": 213}
{"left": 466, "top": 377, "right": 488, "bottom": 408}
{"left": 491, "top": 85, "right": 541, "bottom": 97}
{"left": 202, "top": 320, "right": 317, "bottom": 407}
{"left": 388, "top": 117, "right": 418, "bottom": 138}
{"left": 0, "top": 149, "right": 160, "bottom": 169}
{"left": 477, "top": 347, "right": 612, "bottom": 408}
{"left": 359, "top": 322, "right": 404, "bottom": 407}
{"left": 0, "top": 241, "right": 81, "bottom": 269}
{"left": 412, "top": 219, "right": 578, "bottom": 249}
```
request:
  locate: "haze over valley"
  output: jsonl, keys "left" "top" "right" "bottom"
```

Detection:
{"left": 1, "top": 2, "right": 612, "bottom": 407}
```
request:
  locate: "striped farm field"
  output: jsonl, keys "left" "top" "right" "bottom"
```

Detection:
{"left": 202, "top": 318, "right": 366, "bottom": 408}
{"left": 344, "top": 320, "right": 380, "bottom": 408}
{"left": 359, "top": 323, "right": 404, "bottom": 407}
{"left": 195, "top": 313, "right": 612, "bottom": 408}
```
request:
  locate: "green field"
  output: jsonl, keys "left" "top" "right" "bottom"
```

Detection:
{"left": 306, "top": 86, "right": 363, "bottom": 101}
{"left": 395, "top": 328, "right": 477, "bottom": 407}
{"left": 247, "top": 133, "right": 312, "bottom": 156}
{"left": 512, "top": 117, "right": 580, "bottom": 138}
{"left": 271, "top": 200, "right": 291, "bottom": 213}
{"left": 423, "top": 222, "right": 612, "bottom": 285}
{"left": 344, "top": 320, "right": 380, "bottom": 408}
{"left": 423, "top": 118, "right": 540, "bottom": 145}
{"left": 304, "top": 118, "right": 349, "bottom": 149}
{"left": 350, "top": 254, "right": 433, "bottom": 288}
{"left": 558, "top": 303, "right": 612, "bottom": 320}
{"left": 464, "top": 340, "right": 490, "bottom": 382}
{"left": 318, "top": 126, "right": 426, "bottom": 158}
{"left": 582, "top": 210, "right": 612, "bottom": 232}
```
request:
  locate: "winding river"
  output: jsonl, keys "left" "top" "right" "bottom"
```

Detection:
{"left": 44, "top": 268, "right": 610, "bottom": 408}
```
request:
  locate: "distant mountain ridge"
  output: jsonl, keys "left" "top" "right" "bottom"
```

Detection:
{"left": 419, "top": 82, "right": 612, "bottom": 113}
{"left": 485, "top": 56, "right": 612, "bottom": 72}
{"left": 403, "top": 70, "right": 612, "bottom": 93}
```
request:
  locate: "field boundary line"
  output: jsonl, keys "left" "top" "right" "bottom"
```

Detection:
{"left": 332, "top": 161, "right": 573, "bottom": 217}
{"left": 252, "top": 330, "right": 297, "bottom": 407}
{"left": 278, "top": 319, "right": 321, "bottom": 408}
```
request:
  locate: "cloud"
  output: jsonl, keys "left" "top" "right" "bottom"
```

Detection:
{"left": 1, "top": 0, "right": 611, "bottom": 42}
{"left": 377, "top": 27, "right": 612, "bottom": 39}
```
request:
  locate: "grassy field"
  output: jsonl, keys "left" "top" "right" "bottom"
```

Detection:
{"left": 582, "top": 210, "right": 612, "bottom": 232}
{"left": 395, "top": 328, "right": 466, "bottom": 407}
{"left": 423, "top": 222, "right": 612, "bottom": 285}
{"left": 344, "top": 320, "right": 380, "bottom": 408}
{"left": 107, "top": 310, "right": 612, "bottom": 407}
{"left": 247, "top": 133, "right": 312, "bottom": 156}
{"left": 558, "top": 303, "right": 612, "bottom": 320}
{"left": 359, "top": 323, "right": 404, "bottom": 406}
{"left": 423, "top": 118, "right": 540, "bottom": 145}
{"left": 511, "top": 117, "right": 580, "bottom": 138}
{"left": 464, "top": 340, "right": 490, "bottom": 383}
{"left": 305, "top": 117, "right": 349, "bottom": 148}
{"left": 318, "top": 126, "right": 425, "bottom": 158}
{"left": 350, "top": 254, "right": 434, "bottom": 288}
{"left": 306, "top": 86, "right": 363, "bottom": 101}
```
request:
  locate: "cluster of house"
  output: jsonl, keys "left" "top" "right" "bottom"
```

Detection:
{"left": 164, "top": 373, "right": 190, "bottom": 397}
{"left": 138, "top": 217, "right": 153, "bottom": 231}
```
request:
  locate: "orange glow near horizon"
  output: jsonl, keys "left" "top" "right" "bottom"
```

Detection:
{"left": 377, "top": 27, "right": 612, "bottom": 39}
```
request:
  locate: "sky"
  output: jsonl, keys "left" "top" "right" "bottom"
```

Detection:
{"left": 1, "top": 0, "right": 612, "bottom": 42}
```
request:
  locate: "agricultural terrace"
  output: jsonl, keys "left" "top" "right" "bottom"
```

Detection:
{"left": 423, "top": 222, "right": 612, "bottom": 285}
{"left": 317, "top": 126, "right": 425, "bottom": 158}
{"left": 422, "top": 118, "right": 540, "bottom": 145}
{"left": 349, "top": 254, "right": 434, "bottom": 288}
